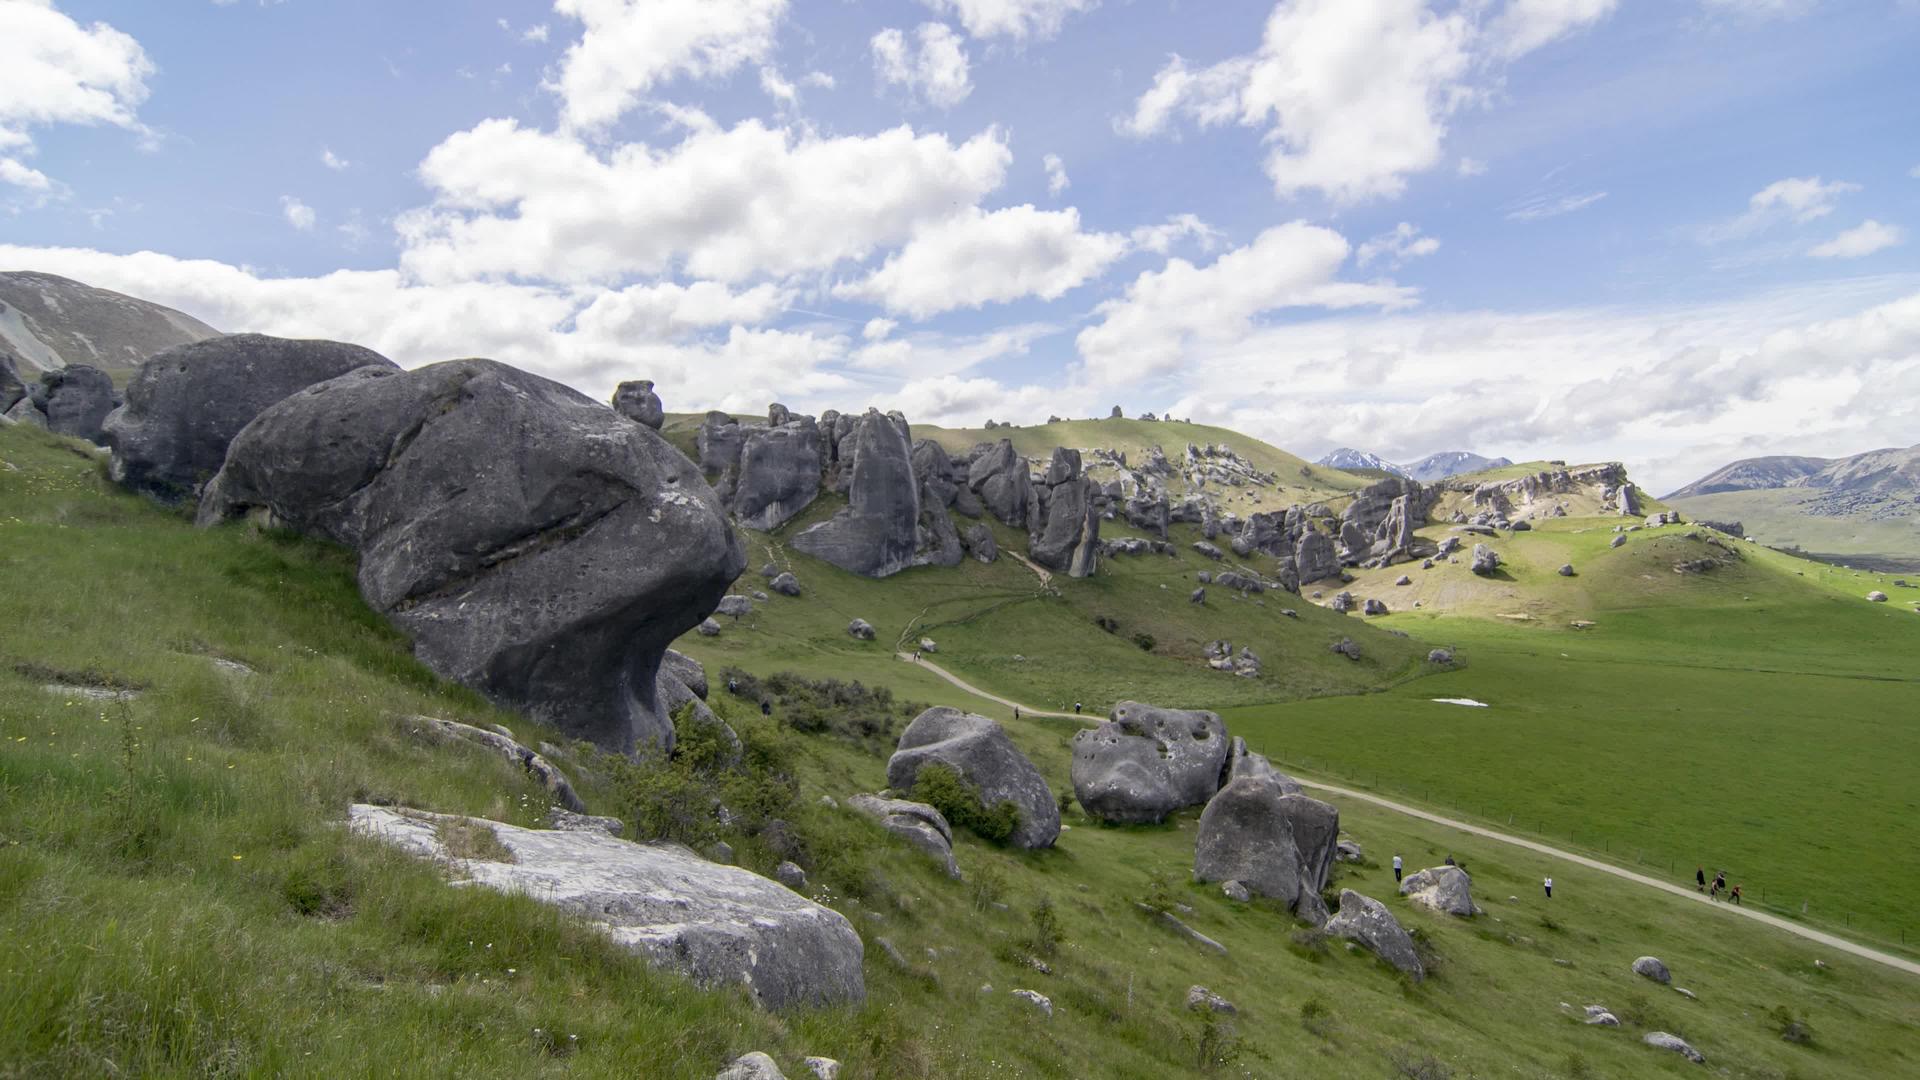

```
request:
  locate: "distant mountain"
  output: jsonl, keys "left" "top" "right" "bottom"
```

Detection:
{"left": 1664, "top": 456, "right": 1833, "bottom": 499}
{"left": 1667, "top": 444, "right": 1920, "bottom": 570}
{"left": 1666, "top": 447, "right": 1920, "bottom": 504}
{"left": 0, "top": 271, "right": 220, "bottom": 373}
{"left": 1405, "top": 451, "right": 1513, "bottom": 483}
{"left": 1316, "top": 447, "right": 1407, "bottom": 476}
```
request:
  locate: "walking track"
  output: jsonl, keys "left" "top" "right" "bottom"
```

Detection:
{"left": 896, "top": 653, "right": 1920, "bottom": 978}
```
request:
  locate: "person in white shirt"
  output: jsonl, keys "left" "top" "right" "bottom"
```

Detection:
{"left": 1543, "top": 876, "right": 1554, "bottom": 899}
{"left": 1392, "top": 854, "right": 1403, "bottom": 883}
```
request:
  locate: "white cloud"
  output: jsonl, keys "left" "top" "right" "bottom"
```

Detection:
{"left": 548, "top": 0, "right": 787, "bottom": 131}
{"left": 1506, "top": 190, "right": 1606, "bottom": 222}
{"left": 802, "top": 71, "right": 836, "bottom": 90}
{"left": 1487, "top": 0, "right": 1619, "bottom": 59}
{"left": 834, "top": 204, "right": 1126, "bottom": 318}
{"left": 572, "top": 279, "right": 791, "bottom": 339}
{"left": 321, "top": 147, "right": 349, "bottom": 170}
{"left": 1075, "top": 221, "right": 1418, "bottom": 382}
{"left": 280, "top": 195, "right": 316, "bottom": 231}
{"left": 851, "top": 324, "right": 1054, "bottom": 377}
{"left": 1808, "top": 220, "right": 1904, "bottom": 259}
{"left": 1457, "top": 156, "right": 1487, "bottom": 177}
{"left": 523, "top": 23, "right": 551, "bottom": 43}
{"left": 0, "top": 1, "right": 153, "bottom": 190}
{"left": 863, "top": 317, "right": 898, "bottom": 341}
{"left": 1128, "top": 213, "right": 1224, "bottom": 255}
{"left": 1356, "top": 222, "right": 1440, "bottom": 267}
{"left": 918, "top": 0, "right": 1098, "bottom": 41}
{"left": 1704, "top": 176, "right": 1859, "bottom": 242}
{"left": 1042, "top": 153, "right": 1069, "bottom": 196}
{"left": 758, "top": 66, "right": 797, "bottom": 106}
{"left": 872, "top": 23, "right": 973, "bottom": 108}
{"left": 397, "top": 118, "right": 1011, "bottom": 284}
{"left": 1119, "top": 0, "right": 1618, "bottom": 204}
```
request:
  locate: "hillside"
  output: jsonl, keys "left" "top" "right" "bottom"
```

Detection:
{"left": 1668, "top": 444, "right": 1920, "bottom": 570}
{"left": 7, "top": 419, "right": 1920, "bottom": 1079}
{"left": 0, "top": 271, "right": 221, "bottom": 374}
{"left": 1406, "top": 451, "right": 1514, "bottom": 482}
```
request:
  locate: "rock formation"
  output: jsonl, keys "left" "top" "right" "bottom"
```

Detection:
{"left": 793, "top": 409, "right": 956, "bottom": 577}
{"left": 848, "top": 795, "right": 960, "bottom": 877}
{"left": 199, "top": 359, "right": 743, "bottom": 755}
{"left": 1193, "top": 776, "right": 1340, "bottom": 924}
{"left": 733, "top": 420, "right": 823, "bottom": 531}
{"left": 39, "top": 364, "right": 116, "bottom": 444}
{"left": 611, "top": 379, "right": 664, "bottom": 429}
{"left": 886, "top": 707, "right": 1059, "bottom": 849}
{"left": 1325, "top": 890, "right": 1423, "bottom": 979}
{"left": 966, "top": 439, "right": 1031, "bottom": 527}
{"left": 1026, "top": 448, "right": 1100, "bottom": 577}
{"left": 1071, "top": 701, "right": 1230, "bottom": 824}
{"left": 1399, "top": 865, "right": 1480, "bottom": 916}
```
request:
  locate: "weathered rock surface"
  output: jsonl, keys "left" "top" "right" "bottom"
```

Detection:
{"left": 1399, "top": 865, "right": 1480, "bottom": 916}
{"left": 1470, "top": 544, "right": 1500, "bottom": 575}
{"left": 104, "top": 334, "right": 396, "bottom": 502}
{"left": 1011, "top": 989, "right": 1053, "bottom": 1017}
{"left": 610, "top": 379, "right": 665, "bottom": 429}
{"left": 1643, "top": 1031, "right": 1704, "bottom": 1064}
{"left": 1325, "top": 889, "right": 1423, "bottom": 979}
{"left": 1071, "top": 701, "right": 1229, "bottom": 824}
{"left": 770, "top": 571, "right": 802, "bottom": 597}
{"left": 350, "top": 805, "right": 863, "bottom": 1009}
{"left": 716, "top": 1052, "right": 787, "bottom": 1080}
{"left": 961, "top": 521, "right": 999, "bottom": 563}
{"left": 848, "top": 794, "right": 960, "bottom": 877}
{"left": 966, "top": 439, "right": 1031, "bottom": 527}
{"left": 792, "top": 410, "right": 931, "bottom": 577}
{"left": 200, "top": 359, "right": 743, "bottom": 755}
{"left": 396, "top": 713, "right": 585, "bottom": 812}
{"left": 733, "top": 421, "right": 822, "bottom": 531}
{"left": 1027, "top": 448, "right": 1100, "bottom": 577}
{"left": 847, "top": 618, "right": 876, "bottom": 640}
{"left": 1632, "top": 955, "right": 1671, "bottom": 984}
{"left": 887, "top": 707, "right": 1059, "bottom": 849}
{"left": 1186, "top": 985, "right": 1237, "bottom": 1014}
{"left": 1, "top": 355, "right": 31, "bottom": 415}
{"left": 39, "top": 364, "right": 116, "bottom": 444}
{"left": 1193, "top": 776, "right": 1339, "bottom": 920}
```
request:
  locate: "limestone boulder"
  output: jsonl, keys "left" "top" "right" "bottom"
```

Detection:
{"left": 848, "top": 794, "right": 960, "bottom": 877}
{"left": 1325, "top": 890, "right": 1423, "bottom": 980}
{"left": 733, "top": 422, "right": 822, "bottom": 531}
{"left": 1399, "top": 865, "right": 1480, "bottom": 916}
{"left": 611, "top": 379, "right": 664, "bottom": 429}
{"left": 1071, "top": 701, "right": 1229, "bottom": 824}
{"left": 791, "top": 409, "right": 922, "bottom": 578}
{"left": 350, "top": 804, "right": 863, "bottom": 1010}
{"left": 1192, "top": 777, "right": 1339, "bottom": 919}
{"left": 199, "top": 359, "right": 743, "bottom": 755}
{"left": 966, "top": 438, "right": 1030, "bottom": 527}
{"left": 886, "top": 707, "right": 1059, "bottom": 849}
{"left": 39, "top": 364, "right": 116, "bottom": 445}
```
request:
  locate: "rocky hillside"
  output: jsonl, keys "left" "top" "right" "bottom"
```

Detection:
{"left": 1668, "top": 444, "right": 1920, "bottom": 569}
{"left": 0, "top": 271, "right": 221, "bottom": 373}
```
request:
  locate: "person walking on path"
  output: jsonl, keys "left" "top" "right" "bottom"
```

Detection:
{"left": 1696, "top": 866, "right": 1707, "bottom": 892}
{"left": 1709, "top": 872, "right": 1725, "bottom": 901}
{"left": 1392, "top": 854, "right": 1403, "bottom": 883}
{"left": 760, "top": 700, "right": 772, "bottom": 718}
{"left": 1073, "top": 701, "right": 1082, "bottom": 714}
{"left": 1012, "top": 706, "right": 1020, "bottom": 721}
{"left": 1543, "top": 876, "right": 1553, "bottom": 900}
{"left": 1730, "top": 883, "right": 1743, "bottom": 906}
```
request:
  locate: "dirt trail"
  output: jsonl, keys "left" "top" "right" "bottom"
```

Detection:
{"left": 896, "top": 654, "right": 1920, "bottom": 978}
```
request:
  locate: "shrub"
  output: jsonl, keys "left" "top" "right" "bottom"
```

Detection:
{"left": 1184, "top": 1010, "right": 1243, "bottom": 1073}
{"left": 1388, "top": 1046, "right": 1452, "bottom": 1080}
{"left": 1141, "top": 869, "right": 1177, "bottom": 915}
{"left": 967, "top": 861, "right": 1008, "bottom": 912}
{"left": 1025, "top": 895, "right": 1065, "bottom": 958}
{"left": 1131, "top": 632, "right": 1156, "bottom": 652}
{"left": 1299, "top": 995, "right": 1334, "bottom": 1037}
{"left": 719, "top": 668, "right": 925, "bottom": 754}
{"left": 908, "top": 763, "right": 1019, "bottom": 845}
{"left": 1772, "top": 1005, "right": 1815, "bottom": 1045}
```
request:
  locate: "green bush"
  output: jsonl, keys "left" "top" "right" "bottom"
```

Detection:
{"left": 1131, "top": 632, "right": 1156, "bottom": 652}
{"left": 719, "top": 668, "right": 925, "bottom": 754}
{"left": 908, "top": 762, "right": 1019, "bottom": 845}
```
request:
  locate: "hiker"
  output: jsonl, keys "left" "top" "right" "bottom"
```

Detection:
{"left": 1730, "top": 883, "right": 1743, "bottom": 906}
{"left": 1696, "top": 866, "right": 1706, "bottom": 892}
{"left": 1444, "top": 855, "right": 1457, "bottom": 867}
{"left": 727, "top": 676, "right": 738, "bottom": 695}
{"left": 1074, "top": 701, "right": 1082, "bottom": 714}
{"left": 1543, "top": 876, "right": 1553, "bottom": 900}
{"left": 760, "top": 700, "right": 772, "bottom": 718}
{"left": 1013, "top": 706, "right": 1020, "bottom": 720}
{"left": 1709, "top": 872, "right": 1724, "bottom": 901}
{"left": 1392, "top": 854, "right": 1403, "bottom": 883}
{"left": 913, "top": 650, "right": 921, "bottom": 661}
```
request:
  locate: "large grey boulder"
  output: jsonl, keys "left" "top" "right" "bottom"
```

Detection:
{"left": 716, "top": 1052, "right": 787, "bottom": 1080}
{"left": 1325, "top": 890, "right": 1423, "bottom": 980}
{"left": 610, "top": 379, "right": 664, "bottom": 429}
{"left": 199, "top": 359, "right": 743, "bottom": 756}
{"left": 1192, "top": 776, "right": 1339, "bottom": 920}
{"left": 961, "top": 521, "right": 999, "bottom": 563}
{"left": 40, "top": 364, "right": 116, "bottom": 444}
{"left": 1399, "top": 865, "right": 1480, "bottom": 916}
{"left": 350, "top": 805, "right": 862, "bottom": 1010}
{"left": 848, "top": 794, "right": 960, "bottom": 877}
{"left": 733, "top": 422, "right": 822, "bottom": 531}
{"left": 104, "top": 334, "right": 396, "bottom": 502}
{"left": 770, "top": 571, "right": 802, "bottom": 597}
{"left": 1470, "top": 544, "right": 1500, "bottom": 575}
{"left": 1027, "top": 448, "right": 1100, "bottom": 578}
{"left": 1632, "top": 955, "right": 1671, "bottom": 984}
{"left": 966, "top": 439, "right": 1030, "bottom": 527}
{"left": 1642, "top": 1032, "right": 1704, "bottom": 1064}
{"left": 791, "top": 409, "right": 921, "bottom": 578}
{"left": 0, "top": 355, "right": 27, "bottom": 414}
{"left": 1295, "top": 530, "right": 1339, "bottom": 583}
{"left": 886, "top": 707, "right": 1059, "bottom": 849}
{"left": 697, "top": 411, "right": 751, "bottom": 501}
{"left": 1071, "top": 701, "right": 1230, "bottom": 824}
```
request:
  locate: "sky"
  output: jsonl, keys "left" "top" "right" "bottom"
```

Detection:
{"left": 2, "top": 0, "right": 1918, "bottom": 494}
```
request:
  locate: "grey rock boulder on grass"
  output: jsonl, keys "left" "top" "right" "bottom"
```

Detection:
{"left": 1632, "top": 955, "right": 1671, "bottom": 984}
{"left": 200, "top": 359, "right": 743, "bottom": 756}
{"left": 610, "top": 379, "right": 665, "bottom": 429}
{"left": 1642, "top": 1032, "right": 1704, "bottom": 1064}
{"left": 792, "top": 409, "right": 922, "bottom": 577}
{"left": 733, "top": 422, "right": 822, "bottom": 531}
{"left": 1192, "top": 777, "right": 1339, "bottom": 919}
{"left": 966, "top": 438, "right": 1031, "bottom": 527}
{"left": 1071, "top": 701, "right": 1230, "bottom": 824}
{"left": 105, "top": 334, "right": 396, "bottom": 502}
{"left": 40, "top": 364, "right": 117, "bottom": 445}
{"left": 350, "top": 805, "right": 863, "bottom": 1010}
{"left": 716, "top": 1053, "right": 788, "bottom": 1080}
{"left": 1470, "top": 544, "right": 1500, "bottom": 576}
{"left": 848, "top": 794, "right": 960, "bottom": 877}
{"left": 1325, "top": 890, "right": 1423, "bottom": 979}
{"left": 1400, "top": 866, "right": 1481, "bottom": 916}
{"left": 886, "top": 707, "right": 1059, "bottom": 849}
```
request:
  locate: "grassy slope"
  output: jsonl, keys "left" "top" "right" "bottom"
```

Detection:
{"left": 1225, "top": 517, "right": 1920, "bottom": 953}
{"left": 6, "top": 423, "right": 1919, "bottom": 1079}
{"left": 1668, "top": 487, "right": 1920, "bottom": 570}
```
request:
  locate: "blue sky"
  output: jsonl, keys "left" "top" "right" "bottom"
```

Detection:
{"left": 3, "top": 0, "right": 1918, "bottom": 491}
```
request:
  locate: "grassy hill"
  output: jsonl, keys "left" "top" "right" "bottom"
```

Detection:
{"left": 1667, "top": 487, "right": 1920, "bottom": 571}
{"left": 5, "top": 421, "right": 1919, "bottom": 1078}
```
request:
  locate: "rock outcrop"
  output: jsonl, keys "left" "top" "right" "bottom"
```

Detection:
{"left": 733, "top": 420, "right": 823, "bottom": 531}
{"left": 1399, "top": 865, "right": 1480, "bottom": 916}
{"left": 39, "top": 364, "right": 116, "bottom": 444}
{"left": 848, "top": 794, "right": 960, "bottom": 877}
{"left": 104, "top": 334, "right": 396, "bottom": 502}
{"left": 396, "top": 713, "right": 585, "bottom": 812}
{"left": 1470, "top": 544, "right": 1500, "bottom": 575}
{"left": 349, "top": 804, "right": 863, "bottom": 1009}
{"left": 611, "top": 379, "right": 664, "bottom": 429}
{"left": 886, "top": 707, "right": 1059, "bottom": 849}
{"left": 1071, "top": 701, "right": 1230, "bottom": 824}
{"left": 1192, "top": 776, "right": 1339, "bottom": 922}
{"left": 1026, "top": 448, "right": 1100, "bottom": 577}
{"left": 966, "top": 439, "right": 1031, "bottom": 527}
{"left": 200, "top": 359, "right": 743, "bottom": 755}
{"left": 1325, "top": 890, "right": 1423, "bottom": 979}
{"left": 793, "top": 409, "right": 945, "bottom": 577}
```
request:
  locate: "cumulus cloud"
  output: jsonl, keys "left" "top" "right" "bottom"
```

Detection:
{"left": 1075, "top": 221, "right": 1418, "bottom": 382}
{"left": 918, "top": 0, "right": 1099, "bottom": 40}
{"left": 0, "top": 1, "right": 154, "bottom": 190}
{"left": 1118, "top": 0, "right": 1615, "bottom": 204}
{"left": 1808, "top": 220, "right": 1904, "bottom": 259}
{"left": 396, "top": 117, "right": 1011, "bottom": 284}
{"left": 1457, "top": 156, "right": 1487, "bottom": 177}
{"left": 1356, "top": 222, "right": 1439, "bottom": 268}
{"left": 833, "top": 204, "right": 1126, "bottom": 318}
{"left": 280, "top": 195, "right": 316, "bottom": 231}
{"left": 1043, "top": 153, "right": 1069, "bottom": 196}
{"left": 548, "top": 0, "right": 787, "bottom": 131}
{"left": 1128, "top": 213, "right": 1224, "bottom": 255}
{"left": 872, "top": 23, "right": 973, "bottom": 108}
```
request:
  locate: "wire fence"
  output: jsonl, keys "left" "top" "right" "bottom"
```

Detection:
{"left": 1264, "top": 749, "right": 1920, "bottom": 961}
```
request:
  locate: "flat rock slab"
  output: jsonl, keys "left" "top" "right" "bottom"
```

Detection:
{"left": 348, "top": 805, "right": 863, "bottom": 1010}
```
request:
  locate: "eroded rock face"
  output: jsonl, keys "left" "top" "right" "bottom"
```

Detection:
{"left": 966, "top": 439, "right": 1031, "bottom": 527}
{"left": 1192, "top": 777, "right": 1339, "bottom": 920}
{"left": 961, "top": 521, "right": 999, "bottom": 563}
{"left": 349, "top": 805, "right": 863, "bottom": 1010}
{"left": 40, "top": 364, "right": 116, "bottom": 445}
{"left": 611, "top": 379, "right": 664, "bottom": 429}
{"left": 733, "top": 421, "right": 822, "bottom": 531}
{"left": 886, "top": 707, "right": 1059, "bottom": 849}
{"left": 1027, "top": 448, "right": 1100, "bottom": 578}
{"left": 1325, "top": 890, "right": 1423, "bottom": 980}
{"left": 1071, "top": 701, "right": 1229, "bottom": 824}
{"left": 792, "top": 409, "right": 922, "bottom": 578}
{"left": 1296, "top": 530, "right": 1340, "bottom": 583}
{"left": 848, "top": 794, "right": 960, "bottom": 877}
{"left": 199, "top": 359, "right": 743, "bottom": 755}
{"left": 1399, "top": 865, "right": 1480, "bottom": 916}
{"left": 105, "top": 334, "right": 396, "bottom": 502}
{"left": 0, "top": 355, "right": 27, "bottom": 414}
{"left": 1470, "top": 544, "right": 1500, "bottom": 576}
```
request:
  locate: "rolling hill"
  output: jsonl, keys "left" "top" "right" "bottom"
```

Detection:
{"left": 1668, "top": 444, "right": 1920, "bottom": 570}
{"left": 0, "top": 271, "right": 222, "bottom": 374}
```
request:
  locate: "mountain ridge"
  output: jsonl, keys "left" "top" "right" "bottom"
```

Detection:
{"left": 0, "top": 270, "right": 222, "bottom": 373}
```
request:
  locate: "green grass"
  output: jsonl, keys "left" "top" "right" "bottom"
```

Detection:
{"left": 5, "top": 421, "right": 1919, "bottom": 1078}
{"left": 1668, "top": 487, "right": 1920, "bottom": 571}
